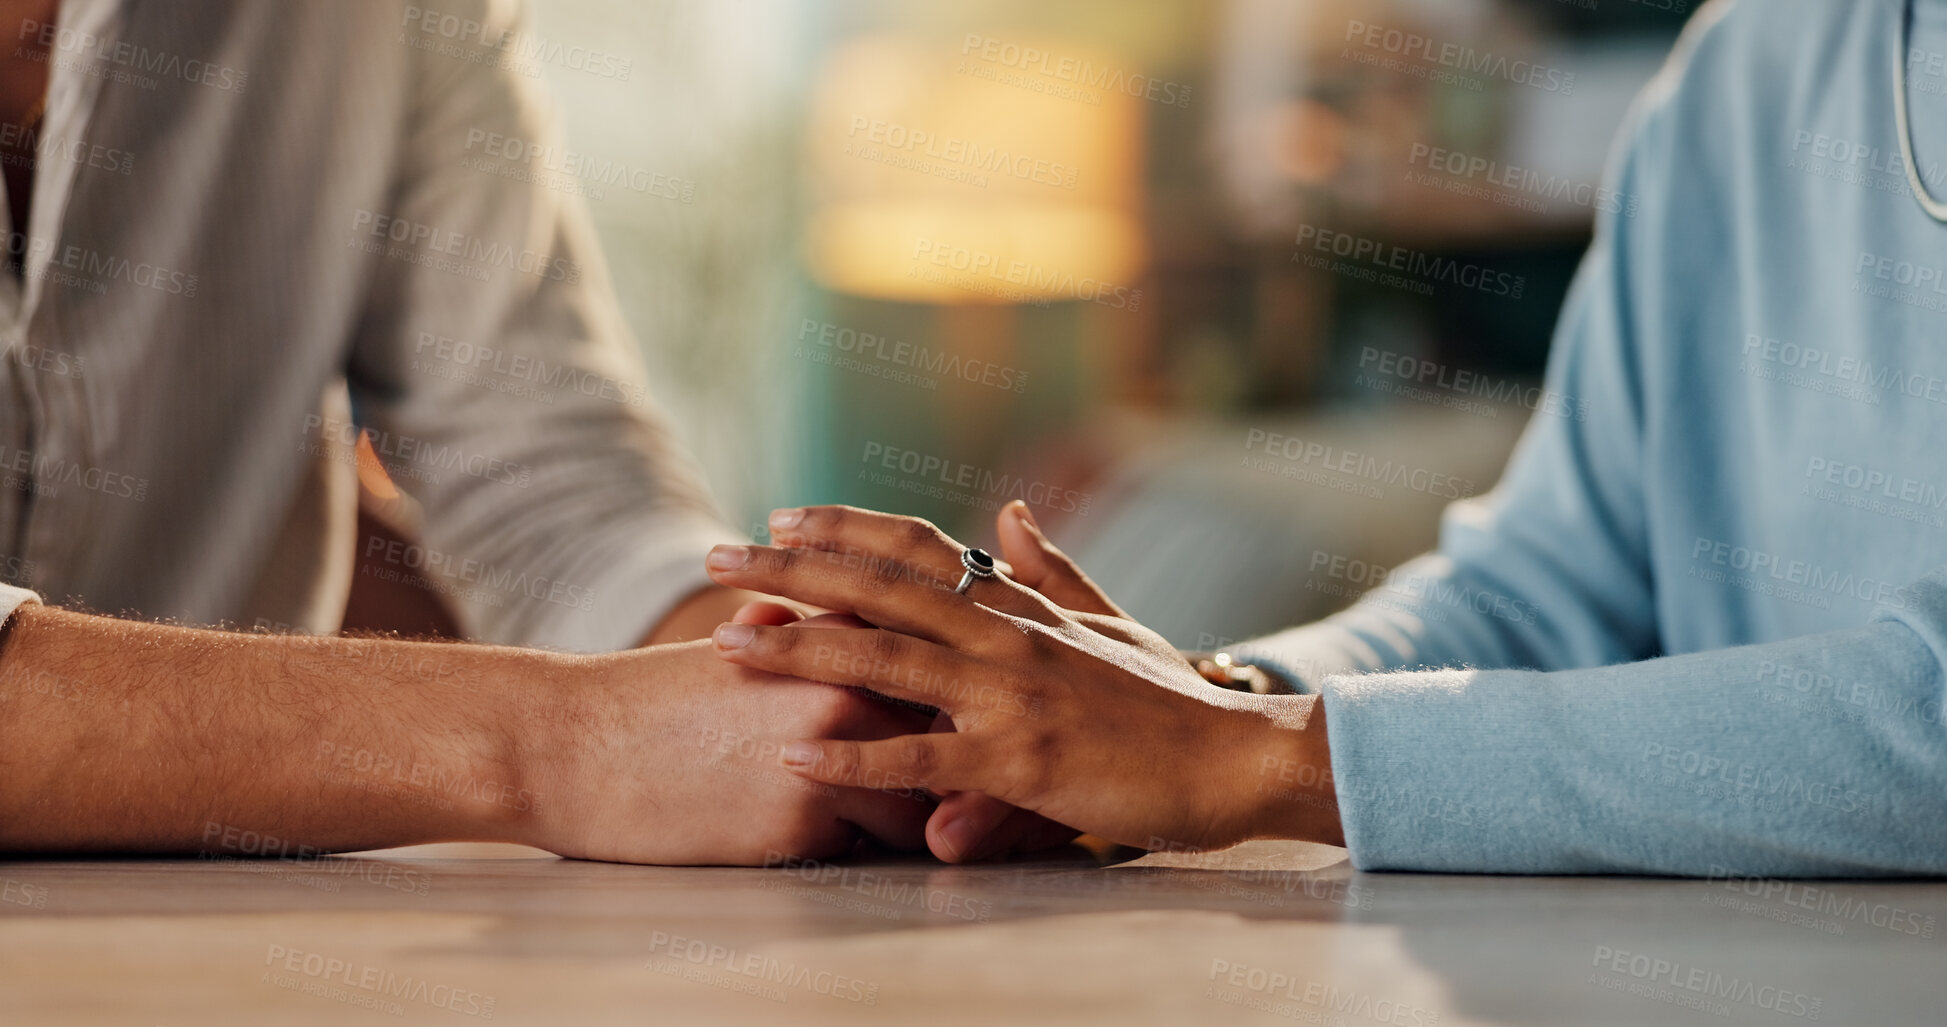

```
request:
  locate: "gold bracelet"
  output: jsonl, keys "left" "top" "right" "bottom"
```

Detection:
{"left": 1184, "top": 650, "right": 1296, "bottom": 695}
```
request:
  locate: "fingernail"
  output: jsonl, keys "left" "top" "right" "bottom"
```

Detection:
{"left": 1013, "top": 503, "right": 1039, "bottom": 532}
{"left": 712, "top": 622, "right": 754, "bottom": 650}
{"left": 769, "top": 507, "right": 804, "bottom": 531}
{"left": 706, "top": 545, "right": 750, "bottom": 570}
{"left": 781, "top": 741, "right": 821, "bottom": 767}
{"left": 937, "top": 816, "right": 976, "bottom": 861}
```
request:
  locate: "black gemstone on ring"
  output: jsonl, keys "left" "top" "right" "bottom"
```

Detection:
{"left": 962, "top": 547, "right": 996, "bottom": 575}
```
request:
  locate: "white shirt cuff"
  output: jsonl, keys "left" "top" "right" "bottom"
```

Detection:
{"left": 0, "top": 583, "right": 42, "bottom": 629}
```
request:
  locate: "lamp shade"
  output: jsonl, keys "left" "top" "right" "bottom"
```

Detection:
{"left": 804, "top": 34, "right": 1146, "bottom": 304}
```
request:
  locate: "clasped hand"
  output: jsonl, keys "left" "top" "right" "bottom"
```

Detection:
{"left": 704, "top": 503, "right": 1344, "bottom": 862}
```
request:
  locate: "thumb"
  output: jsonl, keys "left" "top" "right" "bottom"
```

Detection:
{"left": 995, "top": 500, "right": 1125, "bottom": 618}
{"left": 929, "top": 791, "right": 1079, "bottom": 863}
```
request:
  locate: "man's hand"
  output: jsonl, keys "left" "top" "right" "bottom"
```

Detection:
{"left": 514, "top": 640, "right": 933, "bottom": 864}
{"left": 639, "top": 584, "right": 812, "bottom": 645}
{"left": 0, "top": 604, "right": 933, "bottom": 865}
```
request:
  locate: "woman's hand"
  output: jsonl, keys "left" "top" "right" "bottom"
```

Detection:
{"left": 925, "top": 502, "right": 1109, "bottom": 861}
{"left": 731, "top": 502, "right": 1101, "bottom": 862}
{"left": 702, "top": 505, "right": 1344, "bottom": 855}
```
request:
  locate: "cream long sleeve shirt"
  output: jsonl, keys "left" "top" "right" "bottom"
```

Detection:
{"left": 0, "top": 0, "right": 739, "bottom": 649}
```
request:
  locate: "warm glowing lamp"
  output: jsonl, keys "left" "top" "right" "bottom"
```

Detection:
{"left": 804, "top": 34, "right": 1146, "bottom": 304}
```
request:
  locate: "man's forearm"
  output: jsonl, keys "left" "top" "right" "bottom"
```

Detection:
{"left": 0, "top": 604, "right": 548, "bottom": 854}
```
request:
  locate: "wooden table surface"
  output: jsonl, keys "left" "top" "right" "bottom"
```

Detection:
{"left": 1, "top": 840, "right": 1940, "bottom": 1025}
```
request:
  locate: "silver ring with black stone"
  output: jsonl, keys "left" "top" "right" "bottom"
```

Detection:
{"left": 953, "top": 547, "right": 998, "bottom": 595}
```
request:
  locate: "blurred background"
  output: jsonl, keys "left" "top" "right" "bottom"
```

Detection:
{"left": 365, "top": 0, "right": 1696, "bottom": 647}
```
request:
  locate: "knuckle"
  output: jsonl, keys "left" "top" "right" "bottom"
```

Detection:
{"left": 971, "top": 618, "right": 1029, "bottom": 661}
{"left": 766, "top": 545, "right": 802, "bottom": 576}
{"left": 892, "top": 737, "right": 938, "bottom": 783}
{"left": 807, "top": 546, "right": 849, "bottom": 575}
{"left": 864, "top": 629, "right": 905, "bottom": 670}
{"left": 1021, "top": 726, "right": 1060, "bottom": 763}
{"left": 861, "top": 552, "right": 909, "bottom": 594}
{"left": 798, "top": 684, "right": 866, "bottom": 727}
{"left": 1009, "top": 584, "right": 1065, "bottom": 624}
{"left": 1014, "top": 621, "right": 1062, "bottom": 660}
{"left": 999, "top": 666, "right": 1044, "bottom": 709}
{"left": 822, "top": 742, "right": 863, "bottom": 783}
{"left": 764, "top": 625, "right": 802, "bottom": 654}
{"left": 897, "top": 517, "right": 946, "bottom": 554}
{"left": 1016, "top": 729, "right": 1059, "bottom": 796}
{"left": 801, "top": 506, "right": 845, "bottom": 535}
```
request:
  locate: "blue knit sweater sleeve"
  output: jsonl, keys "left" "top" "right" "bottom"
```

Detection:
{"left": 1241, "top": 0, "right": 1947, "bottom": 874}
